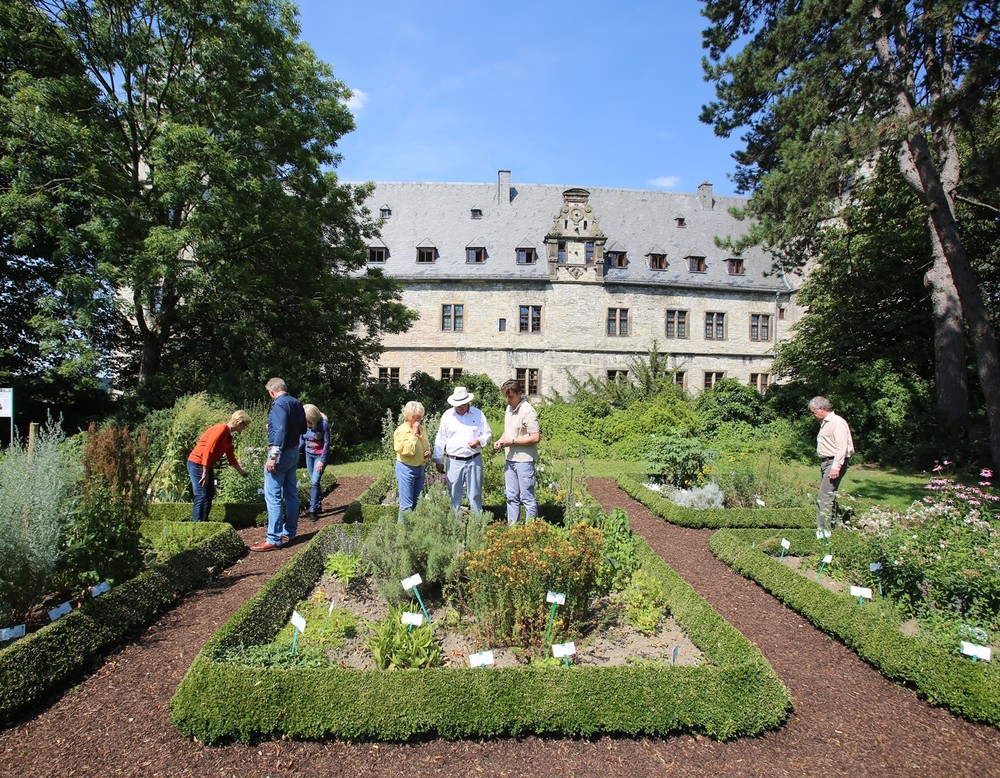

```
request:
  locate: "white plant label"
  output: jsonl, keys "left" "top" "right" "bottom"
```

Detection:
{"left": 552, "top": 641, "right": 577, "bottom": 658}
{"left": 546, "top": 591, "right": 566, "bottom": 605}
{"left": 849, "top": 586, "right": 873, "bottom": 600}
{"left": 469, "top": 650, "right": 495, "bottom": 668}
{"left": 822, "top": 555, "right": 833, "bottom": 564}
{"left": 401, "top": 611, "right": 424, "bottom": 627}
{"left": 401, "top": 573, "right": 423, "bottom": 590}
{"left": 780, "top": 538, "right": 791, "bottom": 550}
{"left": 870, "top": 562, "right": 882, "bottom": 572}
{"left": 328, "top": 600, "right": 336, "bottom": 615}
{"left": 91, "top": 581, "right": 111, "bottom": 597}
{"left": 291, "top": 610, "right": 306, "bottom": 634}
{"left": 824, "top": 530, "right": 832, "bottom": 539}
{"left": 48, "top": 601, "right": 72, "bottom": 621}
{"left": 816, "top": 530, "right": 824, "bottom": 540}
{"left": 1, "top": 624, "right": 26, "bottom": 641}
{"left": 960, "top": 642, "right": 992, "bottom": 662}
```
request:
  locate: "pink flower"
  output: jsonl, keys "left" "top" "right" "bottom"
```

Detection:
{"left": 932, "top": 465, "right": 944, "bottom": 472}
{"left": 981, "top": 468, "right": 993, "bottom": 479}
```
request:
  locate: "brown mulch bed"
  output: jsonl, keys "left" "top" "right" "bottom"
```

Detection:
{"left": 1, "top": 476, "right": 999, "bottom": 777}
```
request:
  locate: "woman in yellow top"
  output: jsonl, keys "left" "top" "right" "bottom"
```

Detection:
{"left": 393, "top": 400, "right": 431, "bottom": 522}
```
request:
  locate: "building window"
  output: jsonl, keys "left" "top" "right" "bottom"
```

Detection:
{"left": 378, "top": 367, "right": 400, "bottom": 386}
{"left": 441, "top": 304, "right": 464, "bottom": 332}
{"left": 466, "top": 247, "right": 486, "bottom": 264}
{"left": 749, "top": 373, "right": 770, "bottom": 393}
{"left": 441, "top": 367, "right": 464, "bottom": 382}
{"left": 705, "top": 312, "right": 726, "bottom": 340}
{"left": 778, "top": 306, "right": 786, "bottom": 320}
{"left": 689, "top": 256, "right": 706, "bottom": 272}
{"left": 704, "top": 371, "right": 724, "bottom": 390}
{"left": 607, "top": 308, "right": 629, "bottom": 336}
{"left": 557, "top": 241, "right": 566, "bottom": 264}
{"left": 665, "top": 309, "right": 688, "bottom": 339}
{"left": 676, "top": 217, "right": 686, "bottom": 228}
{"left": 498, "top": 318, "right": 506, "bottom": 332}
{"left": 417, "top": 247, "right": 436, "bottom": 263}
{"left": 673, "top": 371, "right": 686, "bottom": 389}
{"left": 750, "top": 313, "right": 771, "bottom": 341}
{"left": 470, "top": 208, "right": 482, "bottom": 219}
{"left": 585, "top": 242, "right": 595, "bottom": 263}
{"left": 727, "top": 258, "right": 745, "bottom": 275}
{"left": 517, "top": 247, "right": 537, "bottom": 265}
{"left": 368, "top": 247, "right": 387, "bottom": 263}
{"left": 380, "top": 206, "right": 392, "bottom": 219}
{"left": 519, "top": 305, "right": 541, "bottom": 333}
{"left": 607, "top": 369, "right": 628, "bottom": 382}
{"left": 649, "top": 254, "right": 668, "bottom": 270}
{"left": 516, "top": 367, "right": 540, "bottom": 396}
{"left": 607, "top": 251, "right": 627, "bottom": 268}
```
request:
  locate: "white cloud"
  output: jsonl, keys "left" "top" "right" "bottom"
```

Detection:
{"left": 648, "top": 175, "right": 682, "bottom": 189}
{"left": 345, "top": 87, "right": 369, "bottom": 114}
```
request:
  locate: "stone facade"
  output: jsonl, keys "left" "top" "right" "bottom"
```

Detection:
{"left": 361, "top": 172, "right": 800, "bottom": 398}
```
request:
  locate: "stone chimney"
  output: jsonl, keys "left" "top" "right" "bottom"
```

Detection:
{"left": 498, "top": 170, "right": 511, "bottom": 205}
{"left": 698, "top": 180, "right": 714, "bottom": 210}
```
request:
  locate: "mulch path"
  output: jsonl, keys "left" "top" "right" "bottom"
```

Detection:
{"left": 2, "top": 477, "right": 999, "bottom": 777}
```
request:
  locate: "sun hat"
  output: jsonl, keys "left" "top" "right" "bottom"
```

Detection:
{"left": 447, "top": 386, "right": 474, "bottom": 406}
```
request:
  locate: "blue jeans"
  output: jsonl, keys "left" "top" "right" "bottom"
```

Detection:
{"left": 446, "top": 456, "right": 483, "bottom": 514}
{"left": 505, "top": 460, "right": 537, "bottom": 525}
{"left": 395, "top": 460, "right": 426, "bottom": 522}
{"left": 187, "top": 460, "right": 215, "bottom": 522}
{"left": 264, "top": 448, "right": 299, "bottom": 545}
{"left": 305, "top": 450, "right": 324, "bottom": 513}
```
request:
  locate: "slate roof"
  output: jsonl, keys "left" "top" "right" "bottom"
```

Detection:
{"left": 355, "top": 177, "right": 796, "bottom": 294}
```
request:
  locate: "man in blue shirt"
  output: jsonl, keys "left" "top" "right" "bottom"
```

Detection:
{"left": 250, "top": 377, "right": 307, "bottom": 552}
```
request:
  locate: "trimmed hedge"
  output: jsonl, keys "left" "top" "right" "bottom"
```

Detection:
{"left": 170, "top": 523, "right": 791, "bottom": 742}
{"left": 617, "top": 474, "right": 814, "bottom": 529}
{"left": 709, "top": 528, "right": 1000, "bottom": 727}
{"left": 0, "top": 521, "right": 246, "bottom": 724}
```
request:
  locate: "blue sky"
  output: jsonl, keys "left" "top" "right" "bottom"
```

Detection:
{"left": 293, "top": 1, "right": 745, "bottom": 196}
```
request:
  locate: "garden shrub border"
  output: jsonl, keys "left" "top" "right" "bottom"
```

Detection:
{"left": 0, "top": 521, "right": 246, "bottom": 725}
{"left": 617, "top": 474, "right": 814, "bottom": 528}
{"left": 708, "top": 528, "right": 1000, "bottom": 727}
{"left": 169, "top": 522, "right": 791, "bottom": 742}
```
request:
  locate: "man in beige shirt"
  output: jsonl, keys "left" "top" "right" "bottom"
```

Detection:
{"left": 809, "top": 396, "right": 855, "bottom": 532}
{"left": 493, "top": 379, "right": 541, "bottom": 525}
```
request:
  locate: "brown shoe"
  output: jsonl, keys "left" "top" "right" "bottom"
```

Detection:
{"left": 249, "top": 541, "right": 281, "bottom": 552}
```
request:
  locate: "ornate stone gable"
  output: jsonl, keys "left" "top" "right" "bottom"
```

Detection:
{"left": 545, "top": 188, "right": 607, "bottom": 283}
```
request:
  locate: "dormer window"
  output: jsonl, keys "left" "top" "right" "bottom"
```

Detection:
{"left": 380, "top": 205, "right": 392, "bottom": 219}
{"left": 517, "top": 247, "right": 537, "bottom": 265}
{"left": 688, "top": 256, "right": 706, "bottom": 272}
{"left": 471, "top": 208, "right": 483, "bottom": 219}
{"left": 466, "top": 247, "right": 486, "bottom": 264}
{"left": 607, "top": 251, "right": 627, "bottom": 268}
{"left": 727, "top": 258, "right": 745, "bottom": 275}
{"left": 675, "top": 217, "right": 686, "bottom": 228}
{"left": 368, "top": 247, "right": 387, "bottom": 263}
{"left": 417, "top": 247, "right": 437, "bottom": 263}
{"left": 649, "top": 254, "right": 668, "bottom": 270}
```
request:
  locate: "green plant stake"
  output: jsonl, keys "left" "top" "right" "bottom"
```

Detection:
{"left": 290, "top": 610, "right": 306, "bottom": 656}
{"left": 402, "top": 573, "right": 432, "bottom": 625}
{"left": 544, "top": 591, "right": 566, "bottom": 647}
{"left": 816, "top": 554, "right": 832, "bottom": 580}
{"left": 779, "top": 538, "right": 790, "bottom": 558}
{"left": 869, "top": 562, "right": 883, "bottom": 596}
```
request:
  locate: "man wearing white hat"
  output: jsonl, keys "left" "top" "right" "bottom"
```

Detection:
{"left": 433, "top": 386, "right": 492, "bottom": 515}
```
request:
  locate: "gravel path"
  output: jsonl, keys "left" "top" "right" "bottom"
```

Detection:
{"left": 0, "top": 477, "right": 998, "bottom": 778}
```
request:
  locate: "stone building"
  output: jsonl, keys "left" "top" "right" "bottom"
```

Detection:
{"left": 362, "top": 170, "right": 799, "bottom": 398}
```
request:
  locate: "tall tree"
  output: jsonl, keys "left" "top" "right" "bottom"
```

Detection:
{"left": 2, "top": 0, "right": 412, "bottom": 406}
{"left": 701, "top": 0, "right": 1000, "bottom": 465}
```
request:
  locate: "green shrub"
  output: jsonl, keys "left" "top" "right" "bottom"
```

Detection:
{"left": 367, "top": 604, "right": 442, "bottom": 669}
{"left": 591, "top": 508, "right": 639, "bottom": 593}
{"left": 645, "top": 433, "right": 713, "bottom": 487}
{"left": 0, "top": 417, "right": 79, "bottom": 624}
{"left": 622, "top": 568, "right": 668, "bottom": 635}
{"left": 709, "top": 450, "right": 810, "bottom": 509}
{"left": 461, "top": 521, "right": 602, "bottom": 648}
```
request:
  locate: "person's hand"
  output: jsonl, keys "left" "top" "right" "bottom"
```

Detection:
{"left": 423, "top": 449, "right": 431, "bottom": 459}
{"left": 199, "top": 467, "right": 208, "bottom": 486}
{"left": 469, "top": 438, "right": 481, "bottom": 449}
{"left": 237, "top": 466, "right": 248, "bottom": 478}
{"left": 830, "top": 467, "right": 840, "bottom": 479}
{"left": 493, "top": 440, "right": 503, "bottom": 451}
{"left": 266, "top": 459, "right": 277, "bottom": 473}
{"left": 316, "top": 461, "right": 325, "bottom": 473}
{"left": 435, "top": 462, "right": 445, "bottom": 474}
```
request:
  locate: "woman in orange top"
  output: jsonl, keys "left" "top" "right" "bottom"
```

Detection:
{"left": 187, "top": 410, "right": 251, "bottom": 521}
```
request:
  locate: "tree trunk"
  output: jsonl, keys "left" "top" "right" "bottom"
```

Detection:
{"left": 904, "top": 132, "right": 1000, "bottom": 468}
{"left": 923, "top": 226, "right": 969, "bottom": 449}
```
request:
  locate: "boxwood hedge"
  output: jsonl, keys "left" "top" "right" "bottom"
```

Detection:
{"left": 709, "top": 528, "right": 1000, "bottom": 727}
{"left": 170, "top": 522, "right": 791, "bottom": 742}
{"left": 617, "top": 474, "right": 814, "bottom": 529}
{"left": 0, "top": 521, "right": 245, "bottom": 724}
